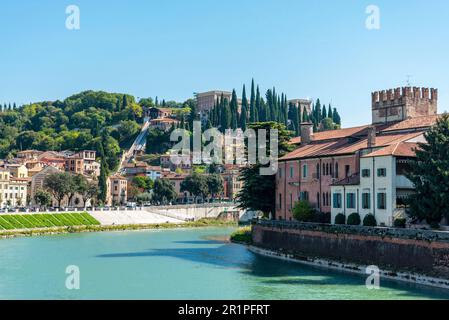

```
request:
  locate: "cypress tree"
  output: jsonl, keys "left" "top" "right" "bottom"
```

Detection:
{"left": 322, "top": 106, "right": 327, "bottom": 119}
{"left": 98, "top": 159, "right": 108, "bottom": 204}
{"left": 314, "top": 99, "right": 322, "bottom": 124}
{"left": 328, "top": 105, "right": 333, "bottom": 121}
{"left": 333, "top": 108, "right": 341, "bottom": 125}
{"left": 255, "top": 86, "right": 261, "bottom": 122}
{"left": 249, "top": 79, "right": 256, "bottom": 123}
{"left": 240, "top": 85, "right": 248, "bottom": 131}
{"left": 230, "top": 89, "right": 238, "bottom": 129}
{"left": 122, "top": 95, "right": 128, "bottom": 109}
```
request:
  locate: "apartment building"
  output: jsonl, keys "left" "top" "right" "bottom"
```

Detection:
{"left": 276, "top": 87, "right": 439, "bottom": 226}
{"left": 0, "top": 169, "right": 28, "bottom": 208}
{"left": 196, "top": 90, "right": 232, "bottom": 113}
{"left": 107, "top": 175, "right": 128, "bottom": 206}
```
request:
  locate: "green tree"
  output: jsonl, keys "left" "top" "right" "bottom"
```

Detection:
{"left": 292, "top": 200, "right": 314, "bottom": 222}
{"left": 240, "top": 85, "right": 248, "bottom": 131}
{"left": 181, "top": 173, "right": 208, "bottom": 202}
{"left": 34, "top": 189, "right": 52, "bottom": 209}
{"left": 136, "top": 192, "right": 152, "bottom": 205}
{"left": 406, "top": 114, "right": 449, "bottom": 226}
{"left": 44, "top": 172, "right": 73, "bottom": 208}
{"left": 78, "top": 179, "right": 99, "bottom": 207}
{"left": 133, "top": 176, "right": 154, "bottom": 192}
{"left": 249, "top": 79, "right": 256, "bottom": 123}
{"left": 237, "top": 122, "right": 294, "bottom": 216}
{"left": 206, "top": 174, "right": 224, "bottom": 199}
{"left": 98, "top": 159, "right": 108, "bottom": 204}
{"left": 152, "top": 179, "right": 178, "bottom": 205}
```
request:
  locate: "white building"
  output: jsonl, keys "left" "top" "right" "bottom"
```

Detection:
{"left": 330, "top": 139, "right": 421, "bottom": 227}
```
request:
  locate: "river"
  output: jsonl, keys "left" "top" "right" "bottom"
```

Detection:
{"left": 0, "top": 227, "right": 448, "bottom": 300}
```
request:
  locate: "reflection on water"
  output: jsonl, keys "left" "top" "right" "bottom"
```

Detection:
{"left": 0, "top": 227, "right": 448, "bottom": 300}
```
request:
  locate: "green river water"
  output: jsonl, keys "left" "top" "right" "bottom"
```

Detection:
{"left": 0, "top": 227, "right": 448, "bottom": 300}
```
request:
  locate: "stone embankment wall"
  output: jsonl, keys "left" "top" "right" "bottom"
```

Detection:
{"left": 252, "top": 220, "right": 449, "bottom": 279}
{"left": 145, "top": 203, "right": 251, "bottom": 222}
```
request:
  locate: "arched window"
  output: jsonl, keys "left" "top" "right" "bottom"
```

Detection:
{"left": 335, "top": 163, "right": 339, "bottom": 178}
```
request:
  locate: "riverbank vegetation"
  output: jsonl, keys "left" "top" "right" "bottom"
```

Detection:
{"left": 0, "top": 217, "right": 237, "bottom": 239}
{"left": 230, "top": 226, "right": 252, "bottom": 244}
{"left": 0, "top": 212, "right": 99, "bottom": 230}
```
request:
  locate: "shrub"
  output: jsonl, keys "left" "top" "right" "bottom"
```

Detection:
{"left": 429, "top": 221, "right": 440, "bottom": 230}
{"left": 363, "top": 214, "right": 377, "bottom": 227}
{"left": 312, "top": 212, "right": 331, "bottom": 224}
{"left": 230, "top": 227, "right": 252, "bottom": 244}
{"left": 393, "top": 218, "right": 406, "bottom": 228}
{"left": 334, "top": 213, "right": 346, "bottom": 225}
{"left": 293, "top": 200, "right": 315, "bottom": 222}
{"left": 347, "top": 213, "right": 361, "bottom": 226}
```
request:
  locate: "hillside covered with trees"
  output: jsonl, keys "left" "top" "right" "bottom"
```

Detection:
{"left": 0, "top": 91, "right": 146, "bottom": 170}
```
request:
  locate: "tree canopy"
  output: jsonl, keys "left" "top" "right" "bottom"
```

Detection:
{"left": 406, "top": 114, "right": 449, "bottom": 227}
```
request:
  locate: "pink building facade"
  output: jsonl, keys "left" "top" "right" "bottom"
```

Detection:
{"left": 276, "top": 155, "right": 359, "bottom": 220}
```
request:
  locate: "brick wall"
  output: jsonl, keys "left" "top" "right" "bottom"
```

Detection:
{"left": 252, "top": 220, "right": 449, "bottom": 278}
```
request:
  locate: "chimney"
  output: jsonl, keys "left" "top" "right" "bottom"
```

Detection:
{"left": 367, "top": 126, "right": 376, "bottom": 148}
{"left": 300, "top": 122, "right": 313, "bottom": 145}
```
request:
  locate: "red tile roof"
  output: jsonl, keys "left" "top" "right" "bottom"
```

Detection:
{"left": 281, "top": 132, "right": 423, "bottom": 161}
{"left": 283, "top": 115, "right": 438, "bottom": 161}
{"left": 362, "top": 142, "right": 420, "bottom": 158}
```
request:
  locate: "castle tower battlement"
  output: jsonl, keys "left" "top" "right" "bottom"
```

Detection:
{"left": 371, "top": 87, "right": 438, "bottom": 124}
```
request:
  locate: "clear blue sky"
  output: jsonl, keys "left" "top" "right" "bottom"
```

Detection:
{"left": 1, "top": 0, "right": 448, "bottom": 127}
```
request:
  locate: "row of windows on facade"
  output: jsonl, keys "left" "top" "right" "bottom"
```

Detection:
{"left": 361, "top": 168, "right": 387, "bottom": 178}
{"left": 280, "top": 164, "right": 388, "bottom": 180}
{"left": 280, "top": 163, "right": 348, "bottom": 179}
{"left": 278, "top": 191, "right": 387, "bottom": 211}
{"left": 332, "top": 192, "right": 387, "bottom": 210}
{"left": 0, "top": 185, "right": 25, "bottom": 190}
{"left": 1, "top": 193, "right": 25, "bottom": 199}
{"left": 279, "top": 191, "right": 331, "bottom": 210}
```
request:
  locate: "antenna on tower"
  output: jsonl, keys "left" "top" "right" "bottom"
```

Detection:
{"left": 406, "top": 75, "right": 412, "bottom": 86}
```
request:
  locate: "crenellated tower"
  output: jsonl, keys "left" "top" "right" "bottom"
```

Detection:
{"left": 371, "top": 87, "right": 438, "bottom": 124}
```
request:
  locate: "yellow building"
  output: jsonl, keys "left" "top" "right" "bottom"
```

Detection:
{"left": 0, "top": 169, "right": 28, "bottom": 208}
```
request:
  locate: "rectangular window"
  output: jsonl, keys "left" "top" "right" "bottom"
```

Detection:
{"left": 290, "top": 166, "right": 294, "bottom": 178}
{"left": 302, "top": 165, "right": 308, "bottom": 178}
{"left": 362, "top": 193, "right": 370, "bottom": 209}
{"left": 333, "top": 193, "right": 342, "bottom": 209}
{"left": 346, "top": 193, "right": 356, "bottom": 209}
{"left": 362, "top": 169, "right": 370, "bottom": 178}
{"left": 300, "top": 191, "right": 309, "bottom": 201}
{"left": 377, "top": 193, "right": 387, "bottom": 209}
{"left": 278, "top": 168, "right": 283, "bottom": 178}
{"left": 377, "top": 168, "right": 387, "bottom": 177}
